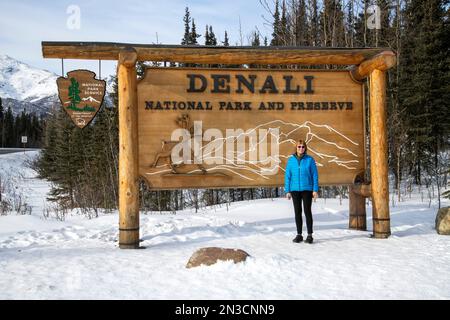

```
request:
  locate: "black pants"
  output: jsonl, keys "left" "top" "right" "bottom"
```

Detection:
{"left": 291, "top": 191, "right": 313, "bottom": 235}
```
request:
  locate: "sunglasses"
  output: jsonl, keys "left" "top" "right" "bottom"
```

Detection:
{"left": 297, "top": 145, "right": 306, "bottom": 149}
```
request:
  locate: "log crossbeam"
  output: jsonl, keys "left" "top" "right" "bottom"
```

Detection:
{"left": 42, "top": 42, "right": 394, "bottom": 69}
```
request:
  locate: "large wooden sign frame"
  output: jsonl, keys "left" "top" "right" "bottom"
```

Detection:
{"left": 42, "top": 42, "right": 396, "bottom": 247}
{"left": 138, "top": 67, "right": 366, "bottom": 189}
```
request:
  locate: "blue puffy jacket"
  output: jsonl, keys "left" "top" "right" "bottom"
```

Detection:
{"left": 284, "top": 154, "right": 319, "bottom": 192}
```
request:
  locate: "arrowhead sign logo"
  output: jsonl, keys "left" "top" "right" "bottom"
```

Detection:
{"left": 57, "top": 70, "right": 106, "bottom": 128}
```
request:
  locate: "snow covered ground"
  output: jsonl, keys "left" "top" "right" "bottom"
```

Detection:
{"left": 0, "top": 151, "right": 449, "bottom": 299}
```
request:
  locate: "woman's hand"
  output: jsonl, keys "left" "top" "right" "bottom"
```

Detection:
{"left": 313, "top": 192, "right": 318, "bottom": 199}
{"left": 286, "top": 192, "right": 291, "bottom": 200}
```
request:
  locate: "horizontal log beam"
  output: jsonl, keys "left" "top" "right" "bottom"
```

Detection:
{"left": 350, "top": 184, "right": 372, "bottom": 198}
{"left": 350, "top": 51, "right": 396, "bottom": 81}
{"left": 42, "top": 41, "right": 392, "bottom": 65}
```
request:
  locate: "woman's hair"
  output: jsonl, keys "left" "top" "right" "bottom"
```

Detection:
{"left": 295, "top": 139, "right": 308, "bottom": 154}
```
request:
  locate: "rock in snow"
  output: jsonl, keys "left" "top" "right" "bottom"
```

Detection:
{"left": 186, "top": 247, "right": 250, "bottom": 268}
{"left": 436, "top": 207, "right": 450, "bottom": 235}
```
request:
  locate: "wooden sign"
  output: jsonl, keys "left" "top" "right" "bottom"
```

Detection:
{"left": 57, "top": 70, "right": 106, "bottom": 128}
{"left": 138, "top": 67, "right": 365, "bottom": 190}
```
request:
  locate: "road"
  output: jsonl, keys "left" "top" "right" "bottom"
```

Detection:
{"left": 0, "top": 148, "right": 40, "bottom": 155}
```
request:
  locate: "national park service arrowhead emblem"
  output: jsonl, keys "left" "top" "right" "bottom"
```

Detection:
{"left": 57, "top": 70, "right": 106, "bottom": 128}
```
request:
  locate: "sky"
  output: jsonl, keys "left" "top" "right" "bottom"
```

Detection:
{"left": 0, "top": 0, "right": 272, "bottom": 79}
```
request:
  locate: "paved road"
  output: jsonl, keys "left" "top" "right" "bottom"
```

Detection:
{"left": 0, "top": 148, "right": 40, "bottom": 155}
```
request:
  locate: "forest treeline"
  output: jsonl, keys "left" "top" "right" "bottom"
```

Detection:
{"left": 34, "top": 0, "right": 449, "bottom": 214}
{"left": 0, "top": 98, "right": 44, "bottom": 148}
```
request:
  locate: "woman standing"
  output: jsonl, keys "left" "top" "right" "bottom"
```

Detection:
{"left": 284, "top": 140, "right": 319, "bottom": 244}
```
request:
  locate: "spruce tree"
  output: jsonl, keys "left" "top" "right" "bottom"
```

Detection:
{"left": 30, "top": 114, "right": 42, "bottom": 147}
{"left": 270, "top": 0, "right": 281, "bottom": 46}
{"left": 209, "top": 26, "right": 217, "bottom": 45}
{"left": 251, "top": 31, "right": 260, "bottom": 46}
{"left": 345, "top": 0, "right": 355, "bottom": 47}
{"left": 250, "top": 31, "right": 261, "bottom": 68}
{"left": 223, "top": 31, "right": 230, "bottom": 46}
{"left": 190, "top": 19, "right": 200, "bottom": 44}
{"left": 320, "top": 0, "right": 346, "bottom": 47}
{"left": 181, "top": 7, "right": 191, "bottom": 45}
{"left": 4, "top": 107, "right": 14, "bottom": 147}
{"left": 399, "top": 0, "right": 450, "bottom": 184}
{"left": 294, "top": 0, "right": 308, "bottom": 46}
{"left": 0, "top": 97, "right": 3, "bottom": 147}
{"left": 280, "top": 0, "right": 288, "bottom": 45}
{"left": 204, "top": 25, "right": 210, "bottom": 45}
{"left": 309, "top": 0, "right": 319, "bottom": 46}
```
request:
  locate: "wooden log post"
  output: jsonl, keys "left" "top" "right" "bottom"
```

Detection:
{"left": 349, "top": 183, "right": 371, "bottom": 231}
{"left": 118, "top": 48, "right": 140, "bottom": 249}
{"left": 369, "top": 69, "right": 391, "bottom": 238}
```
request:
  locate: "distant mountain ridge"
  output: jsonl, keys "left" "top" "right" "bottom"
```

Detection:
{"left": 0, "top": 54, "right": 113, "bottom": 116}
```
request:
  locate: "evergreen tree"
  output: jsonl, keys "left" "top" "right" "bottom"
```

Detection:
{"left": 204, "top": 25, "right": 210, "bottom": 45}
{"left": 280, "top": 0, "right": 289, "bottom": 45}
{"left": 320, "top": 0, "right": 346, "bottom": 47}
{"left": 310, "top": 0, "right": 320, "bottom": 46}
{"left": 223, "top": 31, "right": 230, "bottom": 46}
{"left": 209, "top": 26, "right": 217, "bottom": 45}
{"left": 190, "top": 19, "right": 201, "bottom": 44}
{"left": 250, "top": 31, "right": 261, "bottom": 68}
{"left": 41, "top": 108, "right": 78, "bottom": 206}
{"left": 345, "top": 0, "right": 355, "bottom": 47}
{"left": 4, "top": 107, "right": 14, "bottom": 147}
{"left": 30, "top": 114, "right": 42, "bottom": 147}
{"left": 399, "top": 0, "right": 450, "bottom": 184}
{"left": 271, "top": 0, "right": 281, "bottom": 45}
{"left": 0, "top": 97, "right": 4, "bottom": 147}
{"left": 294, "top": 0, "right": 308, "bottom": 46}
{"left": 251, "top": 31, "right": 260, "bottom": 46}
{"left": 181, "top": 7, "right": 191, "bottom": 45}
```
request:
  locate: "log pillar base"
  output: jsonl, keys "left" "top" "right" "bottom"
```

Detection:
{"left": 372, "top": 218, "right": 391, "bottom": 239}
{"left": 349, "top": 186, "right": 367, "bottom": 231}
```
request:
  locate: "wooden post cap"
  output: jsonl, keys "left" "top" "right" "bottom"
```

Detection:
{"left": 118, "top": 47, "right": 138, "bottom": 67}
{"left": 350, "top": 51, "right": 397, "bottom": 81}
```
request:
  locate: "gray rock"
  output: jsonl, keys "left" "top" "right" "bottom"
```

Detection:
{"left": 186, "top": 247, "right": 250, "bottom": 268}
{"left": 436, "top": 207, "right": 450, "bottom": 235}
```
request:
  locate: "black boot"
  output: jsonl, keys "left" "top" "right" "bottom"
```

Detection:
{"left": 305, "top": 234, "right": 313, "bottom": 244}
{"left": 292, "top": 234, "right": 303, "bottom": 243}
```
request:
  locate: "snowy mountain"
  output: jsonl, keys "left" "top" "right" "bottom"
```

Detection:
{"left": 0, "top": 54, "right": 58, "bottom": 102}
{"left": 0, "top": 54, "right": 114, "bottom": 116}
{"left": 0, "top": 54, "right": 59, "bottom": 116}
